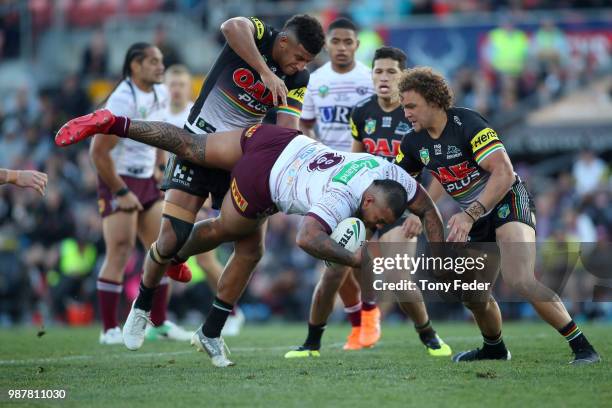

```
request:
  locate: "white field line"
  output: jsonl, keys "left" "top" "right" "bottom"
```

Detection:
{"left": 0, "top": 333, "right": 550, "bottom": 366}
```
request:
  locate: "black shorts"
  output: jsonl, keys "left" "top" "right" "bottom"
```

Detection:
{"left": 468, "top": 178, "right": 536, "bottom": 243}
{"left": 160, "top": 127, "right": 230, "bottom": 210}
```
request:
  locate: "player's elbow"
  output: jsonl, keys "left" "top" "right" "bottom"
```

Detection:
{"left": 295, "top": 230, "right": 310, "bottom": 252}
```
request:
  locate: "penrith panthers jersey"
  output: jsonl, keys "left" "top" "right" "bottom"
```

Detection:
{"left": 185, "top": 17, "right": 309, "bottom": 134}
{"left": 396, "top": 107, "right": 509, "bottom": 210}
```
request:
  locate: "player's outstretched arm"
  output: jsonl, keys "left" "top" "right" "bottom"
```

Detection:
{"left": 296, "top": 216, "right": 360, "bottom": 268}
{"left": 406, "top": 183, "right": 444, "bottom": 242}
{"left": 0, "top": 168, "right": 47, "bottom": 196}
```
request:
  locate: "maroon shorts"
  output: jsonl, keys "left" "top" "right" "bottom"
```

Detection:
{"left": 97, "top": 175, "right": 162, "bottom": 218}
{"left": 230, "top": 124, "right": 300, "bottom": 219}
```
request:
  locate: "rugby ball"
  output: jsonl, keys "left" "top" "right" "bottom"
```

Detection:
{"left": 330, "top": 217, "right": 366, "bottom": 253}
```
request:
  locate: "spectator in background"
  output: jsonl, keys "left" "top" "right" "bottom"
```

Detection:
{"left": 154, "top": 24, "right": 182, "bottom": 68}
{"left": 532, "top": 20, "right": 569, "bottom": 102}
{"left": 54, "top": 74, "right": 92, "bottom": 124}
{"left": 81, "top": 30, "right": 109, "bottom": 78}
{"left": 0, "top": 120, "right": 26, "bottom": 168}
{"left": 483, "top": 19, "right": 529, "bottom": 111}
{"left": 572, "top": 149, "right": 607, "bottom": 198}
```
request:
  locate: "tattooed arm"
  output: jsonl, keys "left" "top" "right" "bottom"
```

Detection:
{"left": 296, "top": 216, "right": 360, "bottom": 267}
{"left": 127, "top": 120, "right": 208, "bottom": 166}
{"left": 406, "top": 183, "right": 445, "bottom": 242}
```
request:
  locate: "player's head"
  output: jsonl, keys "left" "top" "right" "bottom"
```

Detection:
{"left": 165, "top": 64, "right": 192, "bottom": 106}
{"left": 358, "top": 179, "right": 407, "bottom": 229}
{"left": 326, "top": 17, "right": 359, "bottom": 70}
{"left": 275, "top": 15, "right": 324, "bottom": 76}
{"left": 372, "top": 46, "right": 407, "bottom": 100}
{"left": 398, "top": 67, "right": 453, "bottom": 132}
{"left": 122, "top": 42, "right": 165, "bottom": 85}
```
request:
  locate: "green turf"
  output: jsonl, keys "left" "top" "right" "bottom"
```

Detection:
{"left": 0, "top": 322, "right": 610, "bottom": 407}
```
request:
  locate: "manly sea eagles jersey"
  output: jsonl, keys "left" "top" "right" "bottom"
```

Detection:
{"left": 350, "top": 95, "right": 412, "bottom": 161}
{"left": 105, "top": 80, "right": 169, "bottom": 178}
{"left": 269, "top": 135, "right": 418, "bottom": 233}
{"left": 396, "top": 107, "right": 508, "bottom": 210}
{"left": 301, "top": 61, "right": 374, "bottom": 151}
{"left": 185, "top": 17, "right": 309, "bottom": 134}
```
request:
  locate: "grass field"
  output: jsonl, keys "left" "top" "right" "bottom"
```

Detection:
{"left": 1, "top": 322, "right": 610, "bottom": 407}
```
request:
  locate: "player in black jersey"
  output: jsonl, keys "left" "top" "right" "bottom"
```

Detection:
{"left": 350, "top": 47, "right": 451, "bottom": 356}
{"left": 87, "top": 16, "right": 324, "bottom": 353}
{"left": 395, "top": 67, "right": 600, "bottom": 365}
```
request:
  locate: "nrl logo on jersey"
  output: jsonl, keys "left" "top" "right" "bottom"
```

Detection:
{"left": 364, "top": 119, "right": 376, "bottom": 135}
{"left": 447, "top": 145, "right": 462, "bottom": 159}
{"left": 434, "top": 144, "right": 442, "bottom": 155}
{"left": 419, "top": 147, "right": 430, "bottom": 165}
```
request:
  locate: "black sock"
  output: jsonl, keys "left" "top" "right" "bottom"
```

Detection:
{"left": 303, "top": 323, "right": 326, "bottom": 350}
{"left": 134, "top": 280, "right": 156, "bottom": 311}
{"left": 415, "top": 320, "right": 437, "bottom": 346}
{"left": 481, "top": 332, "right": 507, "bottom": 355}
{"left": 558, "top": 320, "right": 591, "bottom": 353}
{"left": 202, "top": 297, "right": 233, "bottom": 338}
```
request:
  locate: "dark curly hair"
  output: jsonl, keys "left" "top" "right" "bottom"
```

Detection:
{"left": 372, "top": 179, "right": 407, "bottom": 219}
{"left": 372, "top": 46, "right": 407, "bottom": 70}
{"left": 398, "top": 67, "right": 453, "bottom": 110}
{"left": 284, "top": 14, "right": 325, "bottom": 56}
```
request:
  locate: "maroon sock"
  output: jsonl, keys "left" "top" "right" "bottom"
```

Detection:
{"left": 107, "top": 115, "right": 131, "bottom": 138}
{"left": 362, "top": 301, "right": 377, "bottom": 311}
{"left": 97, "top": 278, "right": 122, "bottom": 331}
{"left": 344, "top": 302, "right": 362, "bottom": 327}
{"left": 150, "top": 279, "right": 169, "bottom": 327}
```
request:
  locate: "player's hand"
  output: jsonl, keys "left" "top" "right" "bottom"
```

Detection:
{"left": 401, "top": 213, "right": 423, "bottom": 239}
{"left": 116, "top": 191, "right": 143, "bottom": 212}
{"left": 15, "top": 170, "right": 48, "bottom": 196}
{"left": 446, "top": 212, "right": 473, "bottom": 243}
{"left": 260, "top": 69, "right": 288, "bottom": 106}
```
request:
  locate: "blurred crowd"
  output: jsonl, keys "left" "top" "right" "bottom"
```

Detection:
{"left": 0, "top": 2, "right": 611, "bottom": 327}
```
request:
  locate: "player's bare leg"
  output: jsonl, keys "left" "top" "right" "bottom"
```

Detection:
{"left": 496, "top": 222, "right": 600, "bottom": 364}
{"left": 98, "top": 209, "right": 138, "bottom": 344}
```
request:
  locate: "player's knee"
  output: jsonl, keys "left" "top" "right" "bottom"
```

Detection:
{"left": 463, "top": 300, "right": 489, "bottom": 314}
{"left": 158, "top": 214, "right": 194, "bottom": 257}
{"left": 235, "top": 241, "right": 265, "bottom": 266}
{"left": 320, "top": 267, "right": 346, "bottom": 291}
{"left": 106, "top": 237, "right": 135, "bottom": 261}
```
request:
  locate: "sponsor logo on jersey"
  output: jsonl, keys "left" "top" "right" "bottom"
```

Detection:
{"left": 470, "top": 128, "right": 499, "bottom": 152}
{"left": 195, "top": 118, "right": 216, "bottom": 133}
{"left": 244, "top": 124, "right": 261, "bottom": 138}
{"left": 434, "top": 144, "right": 442, "bottom": 155}
{"left": 233, "top": 68, "right": 274, "bottom": 108}
{"left": 172, "top": 164, "right": 194, "bottom": 186}
{"left": 447, "top": 145, "right": 462, "bottom": 159}
{"left": 364, "top": 118, "right": 376, "bottom": 135}
{"left": 453, "top": 115, "right": 462, "bottom": 126}
{"left": 318, "top": 85, "right": 329, "bottom": 98}
{"left": 319, "top": 106, "right": 353, "bottom": 124}
{"left": 382, "top": 116, "right": 392, "bottom": 128}
{"left": 231, "top": 178, "right": 248, "bottom": 211}
{"left": 498, "top": 203, "right": 510, "bottom": 219}
{"left": 362, "top": 138, "right": 401, "bottom": 158}
{"left": 308, "top": 152, "right": 345, "bottom": 172}
{"left": 332, "top": 158, "right": 380, "bottom": 185}
{"left": 419, "top": 147, "right": 430, "bottom": 165}
{"left": 433, "top": 161, "right": 477, "bottom": 183}
{"left": 251, "top": 17, "right": 265, "bottom": 40}
{"left": 287, "top": 87, "right": 306, "bottom": 104}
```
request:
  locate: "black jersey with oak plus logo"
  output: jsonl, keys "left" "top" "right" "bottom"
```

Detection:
{"left": 185, "top": 17, "right": 309, "bottom": 134}
{"left": 350, "top": 95, "right": 412, "bottom": 161}
{"left": 395, "top": 107, "right": 507, "bottom": 209}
